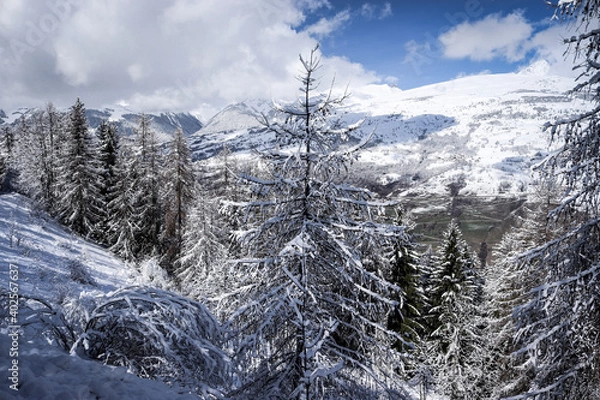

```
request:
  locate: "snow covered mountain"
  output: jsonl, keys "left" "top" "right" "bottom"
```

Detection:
{"left": 85, "top": 107, "right": 203, "bottom": 142}
{"left": 0, "top": 106, "right": 203, "bottom": 143}
{"left": 189, "top": 66, "right": 589, "bottom": 198}
{"left": 189, "top": 99, "right": 272, "bottom": 159}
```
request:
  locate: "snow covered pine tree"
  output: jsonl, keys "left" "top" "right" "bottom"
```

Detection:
{"left": 95, "top": 119, "right": 120, "bottom": 245}
{"left": 511, "top": 1, "right": 600, "bottom": 398}
{"left": 425, "top": 220, "right": 486, "bottom": 400}
{"left": 222, "top": 47, "right": 411, "bottom": 399}
{"left": 56, "top": 99, "right": 103, "bottom": 237}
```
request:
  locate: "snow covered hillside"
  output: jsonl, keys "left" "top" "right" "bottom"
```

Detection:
{"left": 189, "top": 64, "right": 590, "bottom": 197}
{"left": 0, "top": 193, "right": 198, "bottom": 399}
{"left": 0, "top": 106, "right": 203, "bottom": 144}
{"left": 0, "top": 193, "right": 434, "bottom": 400}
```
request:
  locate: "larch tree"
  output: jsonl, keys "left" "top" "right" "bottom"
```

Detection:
{"left": 222, "top": 47, "right": 410, "bottom": 400}
{"left": 130, "top": 114, "right": 163, "bottom": 259}
{"left": 13, "top": 109, "right": 58, "bottom": 210}
{"left": 161, "top": 128, "right": 195, "bottom": 273}
{"left": 177, "top": 194, "right": 229, "bottom": 301}
{"left": 484, "top": 179, "right": 564, "bottom": 399}
{"left": 510, "top": 1, "right": 600, "bottom": 398}
{"left": 41, "top": 103, "right": 63, "bottom": 214}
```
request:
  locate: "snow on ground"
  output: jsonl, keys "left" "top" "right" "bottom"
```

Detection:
{"left": 0, "top": 193, "right": 130, "bottom": 302}
{"left": 348, "top": 69, "right": 587, "bottom": 197}
{"left": 0, "top": 333, "right": 198, "bottom": 400}
{"left": 0, "top": 193, "right": 197, "bottom": 399}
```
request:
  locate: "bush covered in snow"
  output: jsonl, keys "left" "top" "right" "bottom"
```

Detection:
{"left": 67, "top": 259, "right": 96, "bottom": 286}
{"left": 74, "top": 286, "right": 229, "bottom": 398}
{"left": 132, "top": 256, "right": 174, "bottom": 291}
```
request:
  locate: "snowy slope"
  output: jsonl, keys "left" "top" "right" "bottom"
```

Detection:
{"left": 0, "top": 193, "right": 130, "bottom": 302}
{"left": 189, "top": 66, "right": 589, "bottom": 197}
{"left": 0, "top": 194, "right": 197, "bottom": 399}
{"left": 348, "top": 65, "right": 587, "bottom": 197}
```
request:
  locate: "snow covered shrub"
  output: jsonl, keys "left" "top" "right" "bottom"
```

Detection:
{"left": 67, "top": 259, "right": 96, "bottom": 286}
{"left": 132, "top": 257, "right": 173, "bottom": 291}
{"left": 75, "top": 286, "right": 229, "bottom": 397}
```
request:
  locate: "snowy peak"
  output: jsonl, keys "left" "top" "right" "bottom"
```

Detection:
{"left": 518, "top": 60, "right": 551, "bottom": 76}
{"left": 188, "top": 99, "right": 275, "bottom": 160}
{"left": 199, "top": 99, "right": 269, "bottom": 134}
{"left": 349, "top": 71, "right": 587, "bottom": 197}
{"left": 0, "top": 106, "right": 203, "bottom": 143}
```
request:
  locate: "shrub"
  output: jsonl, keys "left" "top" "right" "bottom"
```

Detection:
{"left": 74, "top": 286, "right": 229, "bottom": 398}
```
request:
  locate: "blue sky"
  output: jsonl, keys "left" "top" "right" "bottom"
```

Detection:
{"left": 0, "top": 0, "right": 577, "bottom": 118}
{"left": 306, "top": 0, "right": 566, "bottom": 88}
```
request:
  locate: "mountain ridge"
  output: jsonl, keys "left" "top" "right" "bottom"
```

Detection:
{"left": 0, "top": 106, "right": 203, "bottom": 143}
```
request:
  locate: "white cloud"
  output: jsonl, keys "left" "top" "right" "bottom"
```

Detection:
{"left": 304, "top": 9, "right": 351, "bottom": 38}
{"left": 380, "top": 3, "right": 393, "bottom": 19}
{"left": 437, "top": 11, "right": 581, "bottom": 80}
{"left": 0, "top": 0, "right": 380, "bottom": 118}
{"left": 526, "top": 24, "right": 578, "bottom": 77}
{"left": 439, "top": 12, "right": 533, "bottom": 62}
{"left": 360, "top": 3, "right": 392, "bottom": 20}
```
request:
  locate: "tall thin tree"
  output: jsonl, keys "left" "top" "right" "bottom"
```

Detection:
{"left": 222, "top": 47, "right": 410, "bottom": 399}
{"left": 162, "top": 128, "right": 195, "bottom": 273}
{"left": 56, "top": 98, "right": 102, "bottom": 236}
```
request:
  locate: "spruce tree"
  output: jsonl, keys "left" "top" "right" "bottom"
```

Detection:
{"left": 56, "top": 98, "right": 102, "bottom": 236}
{"left": 106, "top": 147, "right": 140, "bottom": 261}
{"left": 95, "top": 119, "right": 120, "bottom": 244}
{"left": 426, "top": 220, "right": 485, "bottom": 400}
{"left": 0, "top": 125, "right": 14, "bottom": 192}
{"left": 385, "top": 207, "right": 426, "bottom": 378}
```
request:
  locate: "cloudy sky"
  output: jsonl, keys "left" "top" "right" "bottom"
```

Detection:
{"left": 0, "top": 0, "right": 583, "bottom": 119}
